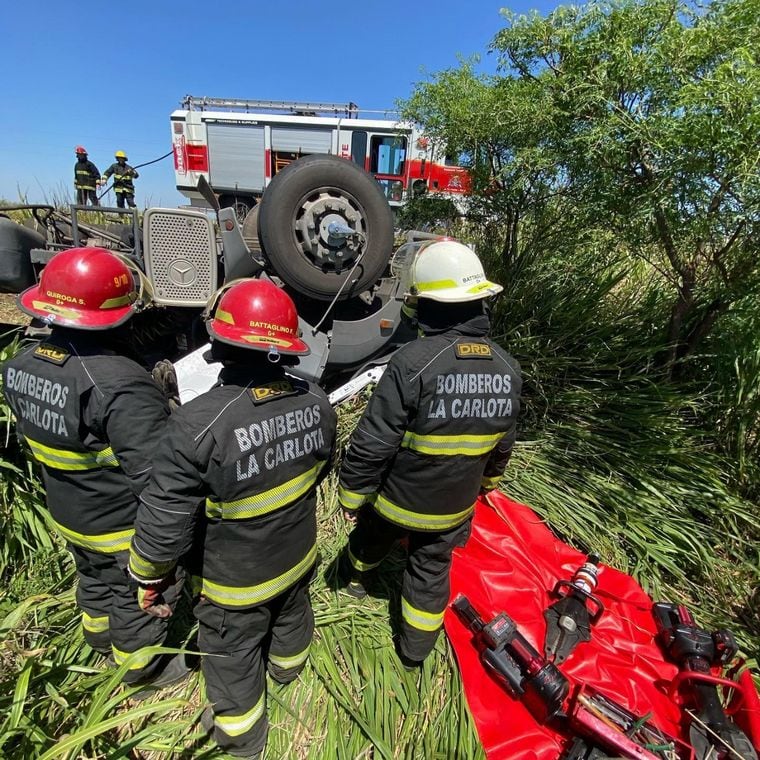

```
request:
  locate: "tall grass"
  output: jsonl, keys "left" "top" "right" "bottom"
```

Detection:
{"left": 0, "top": 234, "right": 757, "bottom": 755}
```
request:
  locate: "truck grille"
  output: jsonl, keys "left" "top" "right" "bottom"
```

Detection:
{"left": 143, "top": 209, "right": 217, "bottom": 306}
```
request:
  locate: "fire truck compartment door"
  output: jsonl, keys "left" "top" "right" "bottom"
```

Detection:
{"left": 207, "top": 124, "right": 265, "bottom": 192}
{"left": 271, "top": 127, "right": 332, "bottom": 154}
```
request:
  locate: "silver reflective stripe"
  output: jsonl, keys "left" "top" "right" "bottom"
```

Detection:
{"left": 206, "top": 463, "right": 322, "bottom": 520}
{"left": 401, "top": 431, "right": 503, "bottom": 456}
{"left": 202, "top": 545, "right": 317, "bottom": 607}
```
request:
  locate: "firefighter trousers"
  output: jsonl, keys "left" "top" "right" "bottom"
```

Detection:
{"left": 71, "top": 545, "right": 180, "bottom": 683}
{"left": 194, "top": 572, "right": 314, "bottom": 757}
{"left": 75, "top": 188, "right": 99, "bottom": 206}
{"left": 346, "top": 506, "right": 472, "bottom": 662}
{"left": 115, "top": 191, "right": 136, "bottom": 208}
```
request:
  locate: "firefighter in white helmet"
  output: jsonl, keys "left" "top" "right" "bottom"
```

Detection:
{"left": 336, "top": 239, "right": 522, "bottom": 667}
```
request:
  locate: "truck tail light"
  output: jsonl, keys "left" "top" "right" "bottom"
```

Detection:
{"left": 186, "top": 144, "right": 209, "bottom": 172}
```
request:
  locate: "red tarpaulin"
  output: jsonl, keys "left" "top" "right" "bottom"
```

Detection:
{"left": 446, "top": 492, "right": 690, "bottom": 759}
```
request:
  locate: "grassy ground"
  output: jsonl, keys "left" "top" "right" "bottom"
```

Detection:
{"left": 0, "top": 295, "right": 25, "bottom": 326}
{"left": 0, "top": 298, "right": 758, "bottom": 758}
{"left": 0, "top": 394, "right": 486, "bottom": 760}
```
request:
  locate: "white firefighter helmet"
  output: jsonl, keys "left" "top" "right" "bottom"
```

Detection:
{"left": 407, "top": 240, "right": 503, "bottom": 303}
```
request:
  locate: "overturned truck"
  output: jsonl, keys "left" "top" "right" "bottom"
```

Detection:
{"left": 0, "top": 155, "right": 442, "bottom": 400}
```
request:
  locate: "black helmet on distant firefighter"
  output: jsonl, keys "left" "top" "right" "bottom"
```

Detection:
{"left": 207, "top": 279, "right": 310, "bottom": 357}
{"left": 406, "top": 240, "right": 502, "bottom": 304}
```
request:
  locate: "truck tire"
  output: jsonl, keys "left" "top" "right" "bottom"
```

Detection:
{"left": 219, "top": 195, "right": 255, "bottom": 224}
{"left": 258, "top": 154, "right": 394, "bottom": 301}
{"left": 241, "top": 204, "right": 261, "bottom": 253}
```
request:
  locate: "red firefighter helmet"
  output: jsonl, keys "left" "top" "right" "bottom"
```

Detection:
{"left": 18, "top": 248, "right": 139, "bottom": 330}
{"left": 75, "top": 146, "right": 87, "bottom": 155}
{"left": 207, "top": 279, "right": 310, "bottom": 355}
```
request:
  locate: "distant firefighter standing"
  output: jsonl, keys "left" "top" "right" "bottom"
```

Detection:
{"left": 73, "top": 146, "right": 100, "bottom": 206}
{"left": 102, "top": 150, "right": 139, "bottom": 208}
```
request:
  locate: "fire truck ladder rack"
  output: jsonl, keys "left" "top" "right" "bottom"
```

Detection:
{"left": 181, "top": 96, "right": 360, "bottom": 118}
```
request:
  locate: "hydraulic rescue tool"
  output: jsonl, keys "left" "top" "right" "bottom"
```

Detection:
{"left": 453, "top": 595, "right": 683, "bottom": 759}
{"left": 452, "top": 594, "right": 568, "bottom": 723}
{"left": 544, "top": 553, "right": 605, "bottom": 664}
{"left": 653, "top": 602, "right": 759, "bottom": 760}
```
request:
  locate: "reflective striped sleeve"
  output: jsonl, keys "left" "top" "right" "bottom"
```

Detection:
{"left": 337, "top": 485, "right": 369, "bottom": 511}
{"left": 481, "top": 427, "right": 516, "bottom": 484}
{"left": 339, "top": 357, "right": 414, "bottom": 497}
{"left": 132, "top": 413, "right": 207, "bottom": 580}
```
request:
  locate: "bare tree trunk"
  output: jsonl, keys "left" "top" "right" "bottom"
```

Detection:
{"left": 677, "top": 298, "right": 729, "bottom": 362}
{"left": 663, "top": 270, "right": 695, "bottom": 377}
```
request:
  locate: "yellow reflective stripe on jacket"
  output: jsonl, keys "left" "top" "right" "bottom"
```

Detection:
{"left": 215, "top": 691, "right": 266, "bottom": 737}
{"left": 25, "top": 436, "right": 119, "bottom": 471}
{"left": 401, "top": 598, "right": 445, "bottom": 632}
{"left": 338, "top": 485, "right": 366, "bottom": 510}
{"left": 269, "top": 643, "right": 310, "bottom": 670}
{"left": 481, "top": 474, "right": 501, "bottom": 490}
{"left": 82, "top": 612, "right": 109, "bottom": 633}
{"left": 128, "top": 546, "right": 175, "bottom": 581}
{"left": 112, "top": 645, "right": 155, "bottom": 671}
{"left": 206, "top": 463, "right": 323, "bottom": 520}
{"left": 201, "top": 544, "right": 317, "bottom": 607}
{"left": 401, "top": 431, "right": 503, "bottom": 457}
{"left": 374, "top": 494, "right": 473, "bottom": 531}
{"left": 53, "top": 519, "right": 133, "bottom": 553}
{"left": 348, "top": 546, "right": 382, "bottom": 572}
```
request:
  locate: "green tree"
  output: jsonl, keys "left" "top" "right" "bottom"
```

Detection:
{"left": 401, "top": 0, "right": 759, "bottom": 373}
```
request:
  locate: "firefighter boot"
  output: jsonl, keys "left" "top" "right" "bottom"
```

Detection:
{"left": 200, "top": 707, "right": 266, "bottom": 759}
{"left": 337, "top": 550, "right": 367, "bottom": 599}
{"left": 395, "top": 637, "right": 424, "bottom": 672}
{"left": 131, "top": 654, "right": 192, "bottom": 700}
{"left": 267, "top": 659, "right": 306, "bottom": 685}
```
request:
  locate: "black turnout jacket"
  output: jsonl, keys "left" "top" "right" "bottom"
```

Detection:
{"left": 2, "top": 332, "right": 170, "bottom": 553}
{"left": 130, "top": 365, "right": 337, "bottom": 610}
{"left": 338, "top": 314, "right": 521, "bottom": 531}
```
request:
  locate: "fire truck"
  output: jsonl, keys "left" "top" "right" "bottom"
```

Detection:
{"left": 171, "top": 96, "right": 470, "bottom": 218}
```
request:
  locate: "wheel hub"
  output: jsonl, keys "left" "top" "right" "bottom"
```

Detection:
{"left": 295, "top": 191, "right": 364, "bottom": 269}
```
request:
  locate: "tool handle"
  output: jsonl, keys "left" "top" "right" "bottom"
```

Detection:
{"left": 554, "top": 580, "right": 605, "bottom": 622}
{"left": 452, "top": 594, "right": 484, "bottom": 633}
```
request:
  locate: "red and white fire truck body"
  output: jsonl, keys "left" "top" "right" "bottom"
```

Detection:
{"left": 171, "top": 96, "right": 470, "bottom": 213}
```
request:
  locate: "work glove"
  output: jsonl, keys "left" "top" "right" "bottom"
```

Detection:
{"left": 152, "top": 359, "right": 181, "bottom": 410}
{"left": 137, "top": 573, "right": 175, "bottom": 619}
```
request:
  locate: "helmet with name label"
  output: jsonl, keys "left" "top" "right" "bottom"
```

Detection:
{"left": 407, "top": 240, "right": 502, "bottom": 303}
{"left": 18, "top": 248, "right": 139, "bottom": 329}
{"left": 207, "top": 279, "right": 310, "bottom": 356}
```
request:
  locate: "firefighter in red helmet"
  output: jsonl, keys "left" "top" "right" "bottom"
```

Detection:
{"left": 2, "top": 248, "right": 187, "bottom": 689}
{"left": 130, "top": 279, "right": 337, "bottom": 759}
{"left": 74, "top": 146, "right": 101, "bottom": 206}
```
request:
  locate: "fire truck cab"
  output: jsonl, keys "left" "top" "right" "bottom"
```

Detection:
{"left": 171, "top": 96, "right": 469, "bottom": 216}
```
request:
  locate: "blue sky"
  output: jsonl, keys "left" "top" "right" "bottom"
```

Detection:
{"left": 0, "top": 0, "right": 558, "bottom": 207}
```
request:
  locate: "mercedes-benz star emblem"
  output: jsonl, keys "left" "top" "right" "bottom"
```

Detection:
{"left": 168, "top": 259, "right": 197, "bottom": 287}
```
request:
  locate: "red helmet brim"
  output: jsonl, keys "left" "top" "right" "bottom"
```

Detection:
{"left": 18, "top": 285, "right": 135, "bottom": 330}
{"left": 208, "top": 320, "right": 310, "bottom": 355}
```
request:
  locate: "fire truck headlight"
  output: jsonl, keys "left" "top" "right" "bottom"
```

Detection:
{"left": 391, "top": 181, "right": 404, "bottom": 202}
